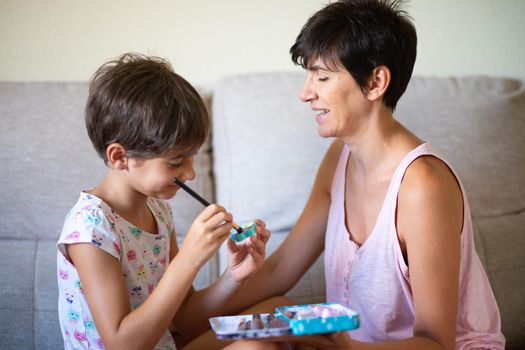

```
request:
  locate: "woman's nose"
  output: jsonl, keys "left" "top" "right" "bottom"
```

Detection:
{"left": 299, "top": 79, "right": 315, "bottom": 102}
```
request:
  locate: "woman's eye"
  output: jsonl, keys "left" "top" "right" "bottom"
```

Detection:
{"left": 169, "top": 163, "right": 182, "bottom": 168}
{"left": 318, "top": 76, "right": 329, "bottom": 81}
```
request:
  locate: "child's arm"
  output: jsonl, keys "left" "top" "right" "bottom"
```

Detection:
{"left": 68, "top": 204, "right": 232, "bottom": 350}
{"left": 170, "top": 219, "right": 270, "bottom": 340}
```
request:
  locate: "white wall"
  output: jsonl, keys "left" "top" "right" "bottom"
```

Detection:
{"left": 1, "top": 0, "right": 524, "bottom": 88}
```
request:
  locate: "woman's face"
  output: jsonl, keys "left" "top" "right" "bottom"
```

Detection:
{"left": 299, "top": 58, "right": 371, "bottom": 138}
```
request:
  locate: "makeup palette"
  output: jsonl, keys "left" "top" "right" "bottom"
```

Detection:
{"left": 209, "top": 302, "right": 359, "bottom": 339}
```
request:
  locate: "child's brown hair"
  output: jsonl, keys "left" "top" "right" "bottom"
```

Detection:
{"left": 85, "top": 52, "right": 209, "bottom": 164}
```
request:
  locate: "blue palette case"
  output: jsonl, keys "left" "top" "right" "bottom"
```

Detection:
{"left": 209, "top": 303, "right": 359, "bottom": 340}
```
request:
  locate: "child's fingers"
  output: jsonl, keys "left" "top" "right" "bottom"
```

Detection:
{"left": 203, "top": 209, "right": 233, "bottom": 230}
{"left": 255, "top": 218, "right": 266, "bottom": 230}
{"left": 197, "top": 204, "right": 230, "bottom": 223}
{"left": 227, "top": 236, "right": 239, "bottom": 252}
{"left": 248, "top": 245, "right": 264, "bottom": 262}
{"left": 213, "top": 220, "right": 233, "bottom": 237}
{"left": 248, "top": 234, "right": 266, "bottom": 255}
{"left": 254, "top": 219, "right": 271, "bottom": 243}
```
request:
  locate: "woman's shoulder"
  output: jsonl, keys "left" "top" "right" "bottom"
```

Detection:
{"left": 398, "top": 152, "right": 464, "bottom": 238}
{"left": 402, "top": 153, "right": 460, "bottom": 197}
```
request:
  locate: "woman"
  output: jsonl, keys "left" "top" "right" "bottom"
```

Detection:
{"left": 190, "top": 1, "right": 505, "bottom": 349}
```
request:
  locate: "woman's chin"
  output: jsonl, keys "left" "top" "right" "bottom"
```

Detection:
{"left": 317, "top": 126, "right": 334, "bottom": 138}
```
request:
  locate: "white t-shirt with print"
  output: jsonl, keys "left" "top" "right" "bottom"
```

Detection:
{"left": 57, "top": 192, "right": 177, "bottom": 350}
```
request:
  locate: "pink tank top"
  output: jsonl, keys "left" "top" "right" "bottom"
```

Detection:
{"left": 324, "top": 142, "right": 505, "bottom": 349}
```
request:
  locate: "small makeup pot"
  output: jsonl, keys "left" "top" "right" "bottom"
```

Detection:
{"left": 230, "top": 221, "right": 256, "bottom": 242}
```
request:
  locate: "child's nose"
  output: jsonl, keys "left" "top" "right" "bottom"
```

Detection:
{"left": 184, "top": 165, "right": 196, "bottom": 181}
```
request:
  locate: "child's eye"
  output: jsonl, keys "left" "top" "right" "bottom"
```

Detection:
{"left": 318, "top": 76, "right": 329, "bottom": 82}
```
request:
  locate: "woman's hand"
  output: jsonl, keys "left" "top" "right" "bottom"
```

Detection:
{"left": 226, "top": 219, "right": 271, "bottom": 283}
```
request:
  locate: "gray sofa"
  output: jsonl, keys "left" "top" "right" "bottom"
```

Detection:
{"left": 1, "top": 73, "right": 524, "bottom": 349}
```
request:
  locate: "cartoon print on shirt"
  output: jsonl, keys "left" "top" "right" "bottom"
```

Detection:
{"left": 68, "top": 309, "right": 80, "bottom": 324}
{"left": 149, "top": 261, "right": 159, "bottom": 276}
{"left": 130, "top": 227, "right": 142, "bottom": 239}
{"left": 64, "top": 289, "right": 75, "bottom": 304}
{"left": 120, "top": 227, "right": 131, "bottom": 243}
{"left": 152, "top": 244, "right": 161, "bottom": 256}
{"left": 137, "top": 264, "right": 147, "bottom": 280}
{"left": 130, "top": 286, "right": 143, "bottom": 299}
{"left": 83, "top": 206, "right": 101, "bottom": 225}
{"left": 65, "top": 231, "right": 81, "bottom": 241}
{"left": 74, "top": 329, "right": 87, "bottom": 342}
{"left": 74, "top": 278, "right": 85, "bottom": 294}
{"left": 127, "top": 250, "right": 136, "bottom": 262}
{"left": 91, "top": 233, "right": 104, "bottom": 248}
{"left": 154, "top": 234, "right": 164, "bottom": 241}
{"left": 59, "top": 268, "right": 69, "bottom": 280}
{"left": 113, "top": 239, "right": 122, "bottom": 255}
{"left": 84, "top": 319, "right": 95, "bottom": 331}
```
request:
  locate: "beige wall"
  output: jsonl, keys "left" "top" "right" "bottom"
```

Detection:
{"left": 1, "top": 0, "right": 524, "bottom": 88}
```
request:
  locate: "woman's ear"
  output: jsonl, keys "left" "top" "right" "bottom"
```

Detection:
{"left": 106, "top": 143, "right": 128, "bottom": 170}
{"left": 366, "top": 65, "right": 391, "bottom": 102}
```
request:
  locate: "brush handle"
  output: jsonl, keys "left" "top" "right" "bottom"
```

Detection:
{"left": 173, "top": 178, "right": 243, "bottom": 234}
{"left": 173, "top": 178, "right": 210, "bottom": 206}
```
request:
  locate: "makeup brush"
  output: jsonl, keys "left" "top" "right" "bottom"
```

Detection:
{"left": 173, "top": 177, "right": 244, "bottom": 234}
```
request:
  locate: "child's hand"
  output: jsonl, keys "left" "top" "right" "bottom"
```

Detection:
{"left": 226, "top": 219, "right": 270, "bottom": 283}
{"left": 179, "top": 204, "right": 232, "bottom": 269}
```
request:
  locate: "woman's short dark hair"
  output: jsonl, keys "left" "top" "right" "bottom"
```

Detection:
{"left": 290, "top": 0, "right": 417, "bottom": 109}
{"left": 85, "top": 52, "right": 209, "bottom": 164}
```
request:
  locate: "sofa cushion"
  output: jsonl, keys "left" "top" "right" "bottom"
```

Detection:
{"left": 212, "top": 72, "right": 332, "bottom": 302}
{"left": 395, "top": 76, "right": 525, "bottom": 217}
{"left": 0, "top": 82, "right": 104, "bottom": 240}
{"left": 474, "top": 212, "right": 525, "bottom": 347}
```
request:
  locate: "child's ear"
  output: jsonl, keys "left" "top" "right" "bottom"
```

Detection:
{"left": 106, "top": 143, "right": 128, "bottom": 170}
{"left": 365, "top": 65, "right": 390, "bottom": 102}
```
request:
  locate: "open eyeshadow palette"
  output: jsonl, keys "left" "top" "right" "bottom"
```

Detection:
{"left": 230, "top": 221, "right": 257, "bottom": 242}
{"left": 209, "top": 302, "right": 359, "bottom": 340}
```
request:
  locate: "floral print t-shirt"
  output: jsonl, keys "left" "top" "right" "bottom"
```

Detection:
{"left": 57, "top": 191, "right": 177, "bottom": 350}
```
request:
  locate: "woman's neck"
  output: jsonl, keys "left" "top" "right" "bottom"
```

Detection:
{"left": 342, "top": 110, "right": 421, "bottom": 177}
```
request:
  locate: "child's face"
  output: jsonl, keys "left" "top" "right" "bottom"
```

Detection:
{"left": 126, "top": 147, "right": 197, "bottom": 200}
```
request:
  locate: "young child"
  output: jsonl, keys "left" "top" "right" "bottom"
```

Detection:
{"left": 57, "top": 53, "right": 272, "bottom": 350}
